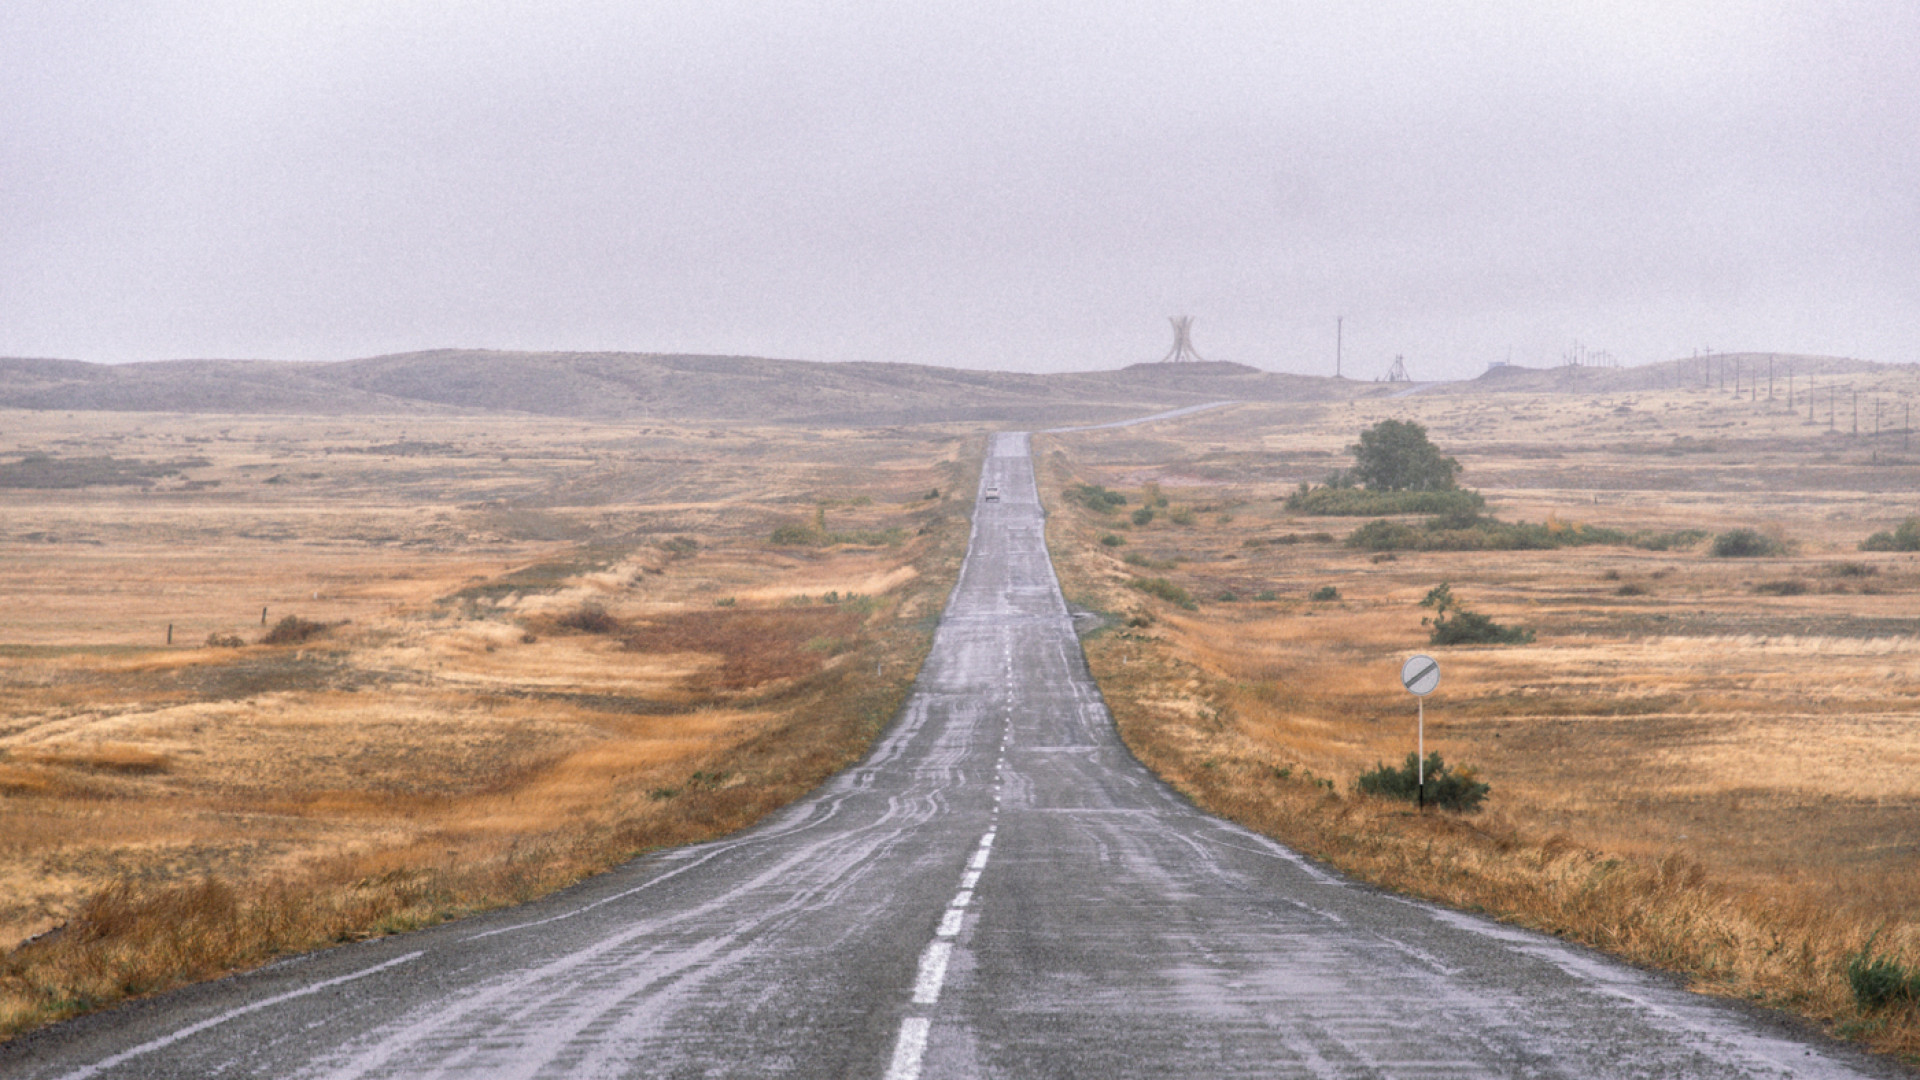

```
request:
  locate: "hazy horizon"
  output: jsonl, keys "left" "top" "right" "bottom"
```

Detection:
{"left": 5, "top": 3, "right": 1916, "bottom": 380}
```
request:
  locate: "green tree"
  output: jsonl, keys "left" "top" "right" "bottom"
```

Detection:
{"left": 1348, "top": 419, "right": 1461, "bottom": 491}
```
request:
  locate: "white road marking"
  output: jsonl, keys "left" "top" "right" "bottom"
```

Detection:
{"left": 885, "top": 1017, "right": 931, "bottom": 1080}
{"left": 951, "top": 889, "right": 973, "bottom": 908}
{"left": 969, "top": 848, "right": 990, "bottom": 870}
{"left": 937, "top": 908, "right": 965, "bottom": 937}
{"left": 962, "top": 871, "right": 981, "bottom": 889}
{"left": 52, "top": 951, "right": 424, "bottom": 1080}
{"left": 912, "top": 941, "right": 953, "bottom": 1004}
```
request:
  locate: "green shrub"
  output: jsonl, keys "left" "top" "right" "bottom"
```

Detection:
{"left": 1356, "top": 752, "right": 1489, "bottom": 811}
{"left": 1131, "top": 507, "right": 1155, "bottom": 526}
{"left": 1420, "top": 583, "right": 1532, "bottom": 645}
{"left": 660, "top": 535, "right": 699, "bottom": 557}
{"left": 1345, "top": 514, "right": 1628, "bottom": 553}
{"left": 1100, "top": 533, "right": 1126, "bottom": 547}
{"left": 1254, "top": 590, "right": 1278, "bottom": 601}
{"left": 1753, "top": 579, "right": 1809, "bottom": 596}
{"left": 770, "top": 522, "right": 822, "bottom": 545}
{"left": 1861, "top": 517, "right": 1920, "bottom": 552}
{"left": 1310, "top": 585, "right": 1340, "bottom": 601}
{"left": 1711, "top": 528, "right": 1786, "bottom": 557}
{"left": 1168, "top": 507, "right": 1196, "bottom": 526}
{"left": 1347, "top": 519, "right": 1423, "bottom": 550}
{"left": 1847, "top": 940, "right": 1919, "bottom": 1010}
{"left": 1064, "top": 483, "right": 1128, "bottom": 511}
{"left": 1127, "top": 576, "right": 1196, "bottom": 610}
{"left": 1825, "top": 561, "right": 1879, "bottom": 577}
{"left": 1216, "top": 591, "right": 1238, "bottom": 602}
{"left": 1286, "top": 484, "right": 1485, "bottom": 516}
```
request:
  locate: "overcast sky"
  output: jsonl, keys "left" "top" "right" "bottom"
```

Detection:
{"left": 3, "top": 2, "right": 1915, "bottom": 378}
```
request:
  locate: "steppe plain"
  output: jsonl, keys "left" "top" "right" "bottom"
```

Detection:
{"left": 1, "top": 349, "right": 1916, "bottom": 1060}
{"left": 1040, "top": 355, "right": 1920, "bottom": 1059}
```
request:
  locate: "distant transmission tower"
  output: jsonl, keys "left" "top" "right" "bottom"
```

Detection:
{"left": 1160, "top": 316, "right": 1206, "bottom": 363}
{"left": 1383, "top": 355, "right": 1411, "bottom": 382}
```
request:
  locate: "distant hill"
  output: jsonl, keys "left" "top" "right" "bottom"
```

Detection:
{"left": 8, "top": 349, "right": 1902, "bottom": 423}
{"left": 1435, "top": 353, "right": 1896, "bottom": 395}
{"left": 0, "top": 352, "right": 1348, "bottom": 424}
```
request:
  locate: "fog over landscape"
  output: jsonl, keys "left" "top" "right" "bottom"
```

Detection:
{"left": 3, "top": 2, "right": 1916, "bottom": 378}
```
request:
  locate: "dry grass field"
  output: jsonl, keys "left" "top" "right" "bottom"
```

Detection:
{"left": 1038, "top": 362, "right": 1920, "bottom": 1061}
{"left": 0, "top": 408, "right": 980, "bottom": 1036}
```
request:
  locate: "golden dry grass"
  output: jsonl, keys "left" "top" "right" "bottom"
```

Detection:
{"left": 1039, "top": 372, "right": 1920, "bottom": 1062}
{"left": 0, "top": 409, "right": 982, "bottom": 1038}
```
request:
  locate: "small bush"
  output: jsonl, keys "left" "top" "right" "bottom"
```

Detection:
{"left": 1847, "top": 941, "right": 1919, "bottom": 1011}
{"left": 1287, "top": 484, "right": 1485, "bottom": 516}
{"left": 1356, "top": 752, "right": 1489, "bottom": 811}
{"left": 1825, "top": 561, "right": 1879, "bottom": 577}
{"left": 1861, "top": 517, "right": 1920, "bottom": 552}
{"left": 1216, "top": 591, "right": 1238, "bottom": 602}
{"left": 1310, "top": 585, "right": 1340, "bottom": 601}
{"left": 770, "top": 522, "right": 822, "bottom": 545}
{"left": 1753, "top": 579, "right": 1810, "bottom": 596}
{"left": 1100, "top": 533, "right": 1126, "bottom": 547}
{"left": 1127, "top": 576, "right": 1196, "bottom": 610}
{"left": 1711, "top": 528, "right": 1786, "bottom": 558}
{"left": 661, "top": 535, "right": 699, "bottom": 557}
{"left": 713, "top": 597, "right": 736, "bottom": 607}
{"left": 260, "top": 615, "right": 329, "bottom": 646}
{"left": 1168, "top": 507, "right": 1196, "bottom": 526}
{"left": 1614, "top": 583, "right": 1649, "bottom": 597}
{"left": 1063, "top": 483, "right": 1127, "bottom": 511}
{"left": 555, "top": 604, "right": 621, "bottom": 634}
{"left": 1254, "top": 590, "right": 1278, "bottom": 601}
{"left": 204, "top": 632, "right": 246, "bottom": 648}
{"left": 1421, "top": 583, "right": 1533, "bottom": 645}
{"left": 1131, "top": 508, "right": 1155, "bottom": 526}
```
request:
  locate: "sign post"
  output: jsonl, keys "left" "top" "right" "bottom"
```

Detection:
{"left": 1400, "top": 654, "right": 1440, "bottom": 810}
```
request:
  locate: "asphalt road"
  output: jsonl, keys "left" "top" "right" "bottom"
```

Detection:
{"left": 4, "top": 431, "right": 1900, "bottom": 1079}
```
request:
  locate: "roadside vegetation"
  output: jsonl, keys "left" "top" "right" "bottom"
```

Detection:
{"left": 0, "top": 414, "right": 979, "bottom": 1040}
{"left": 1037, "top": 380, "right": 1920, "bottom": 1063}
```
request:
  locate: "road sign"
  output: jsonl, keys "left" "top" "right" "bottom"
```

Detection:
{"left": 1401, "top": 654, "right": 1440, "bottom": 696}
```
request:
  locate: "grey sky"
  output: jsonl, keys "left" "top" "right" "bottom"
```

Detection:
{"left": 3, "top": 2, "right": 1916, "bottom": 378}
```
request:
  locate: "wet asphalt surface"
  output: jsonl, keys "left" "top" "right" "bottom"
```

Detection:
{"left": 3, "top": 430, "right": 1905, "bottom": 1079}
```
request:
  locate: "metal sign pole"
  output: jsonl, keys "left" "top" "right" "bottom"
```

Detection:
{"left": 1417, "top": 696, "right": 1425, "bottom": 811}
{"left": 1400, "top": 654, "right": 1440, "bottom": 813}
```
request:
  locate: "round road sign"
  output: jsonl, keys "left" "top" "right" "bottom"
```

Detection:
{"left": 1401, "top": 654, "right": 1440, "bottom": 696}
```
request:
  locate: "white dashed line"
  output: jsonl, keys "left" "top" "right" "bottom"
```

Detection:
{"left": 937, "top": 908, "right": 965, "bottom": 937}
{"left": 961, "top": 870, "right": 981, "bottom": 889}
{"left": 950, "top": 889, "right": 973, "bottom": 907}
{"left": 969, "top": 848, "right": 990, "bottom": 871}
{"left": 912, "top": 941, "right": 953, "bottom": 1004}
{"left": 885, "top": 1017, "right": 931, "bottom": 1080}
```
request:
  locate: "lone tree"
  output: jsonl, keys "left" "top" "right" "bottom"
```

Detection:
{"left": 1348, "top": 419, "right": 1461, "bottom": 491}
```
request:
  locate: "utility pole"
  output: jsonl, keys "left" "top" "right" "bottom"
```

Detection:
{"left": 1853, "top": 389, "right": 1859, "bottom": 435}
{"left": 1830, "top": 385, "right": 1837, "bottom": 431}
{"left": 1767, "top": 356, "right": 1774, "bottom": 401}
{"left": 1787, "top": 367, "right": 1794, "bottom": 411}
